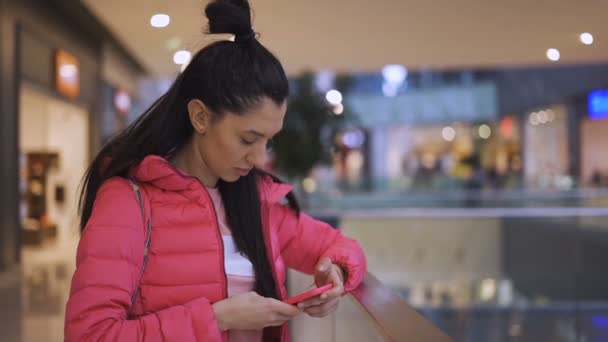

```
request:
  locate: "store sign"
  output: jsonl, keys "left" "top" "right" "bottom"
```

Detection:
{"left": 55, "top": 49, "right": 80, "bottom": 99}
{"left": 346, "top": 82, "right": 498, "bottom": 127}
{"left": 589, "top": 90, "right": 608, "bottom": 120}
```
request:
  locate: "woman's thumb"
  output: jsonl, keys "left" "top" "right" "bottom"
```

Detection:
{"left": 316, "top": 257, "right": 332, "bottom": 273}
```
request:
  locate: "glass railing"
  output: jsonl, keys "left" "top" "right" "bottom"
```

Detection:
{"left": 289, "top": 271, "right": 451, "bottom": 342}
{"left": 304, "top": 174, "right": 584, "bottom": 195}
{"left": 318, "top": 210, "right": 608, "bottom": 342}
{"left": 304, "top": 187, "right": 608, "bottom": 211}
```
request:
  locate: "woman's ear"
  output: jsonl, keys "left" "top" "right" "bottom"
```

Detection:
{"left": 187, "top": 99, "right": 211, "bottom": 134}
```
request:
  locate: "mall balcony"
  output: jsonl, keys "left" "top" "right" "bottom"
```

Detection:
{"left": 1, "top": 0, "right": 608, "bottom": 341}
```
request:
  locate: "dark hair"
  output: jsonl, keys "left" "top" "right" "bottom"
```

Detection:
{"left": 78, "top": 0, "right": 299, "bottom": 299}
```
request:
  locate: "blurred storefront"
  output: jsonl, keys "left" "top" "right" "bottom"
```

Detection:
{"left": 0, "top": 0, "right": 144, "bottom": 270}
{"left": 360, "top": 118, "right": 523, "bottom": 193}
{"left": 581, "top": 89, "right": 608, "bottom": 187}
{"left": 341, "top": 82, "right": 502, "bottom": 192}
{"left": 18, "top": 82, "right": 91, "bottom": 246}
{"left": 312, "top": 64, "right": 608, "bottom": 196}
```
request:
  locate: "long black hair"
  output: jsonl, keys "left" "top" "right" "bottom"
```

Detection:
{"left": 78, "top": 0, "right": 299, "bottom": 299}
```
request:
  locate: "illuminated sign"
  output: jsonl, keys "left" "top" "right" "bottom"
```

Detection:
{"left": 589, "top": 90, "right": 608, "bottom": 120}
{"left": 55, "top": 49, "right": 80, "bottom": 99}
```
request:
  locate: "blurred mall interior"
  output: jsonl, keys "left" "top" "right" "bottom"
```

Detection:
{"left": 1, "top": 0, "right": 608, "bottom": 341}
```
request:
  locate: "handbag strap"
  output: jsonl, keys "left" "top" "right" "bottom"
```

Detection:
{"left": 127, "top": 179, "right": 152, "bottom": 317}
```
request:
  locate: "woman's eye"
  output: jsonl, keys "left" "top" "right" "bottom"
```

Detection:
{"left": 240, "top": 138, "right": 255, "bottom": 146}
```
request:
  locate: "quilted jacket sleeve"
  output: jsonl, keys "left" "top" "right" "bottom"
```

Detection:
{"left": 273, "top": 203, "right": 367, "bottom": 292}
{"left": 64, "top": 177, "right": 222, "bottom": 342}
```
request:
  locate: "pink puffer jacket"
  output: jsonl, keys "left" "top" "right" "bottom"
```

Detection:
{"left": 65, "top": 155, "right": 367, "bottom": 341}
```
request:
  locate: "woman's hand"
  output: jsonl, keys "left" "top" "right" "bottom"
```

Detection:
{"left": 298, "top": 257, "right": 345, "bottom": 317}
{"left": 212, "top": 291, "right": 301, "bottom": 331}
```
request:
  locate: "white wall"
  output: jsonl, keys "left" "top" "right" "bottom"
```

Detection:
{"left": 19, "top": 84, "right": 90, "bottom": 243}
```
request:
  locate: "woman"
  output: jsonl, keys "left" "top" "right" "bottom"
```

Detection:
{"left": 64, "top": 0, "right": 366, "bottom": 341}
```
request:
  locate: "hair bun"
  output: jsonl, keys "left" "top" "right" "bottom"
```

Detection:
{"left": 205, "top": 0, "right": 253, "bottom": 37}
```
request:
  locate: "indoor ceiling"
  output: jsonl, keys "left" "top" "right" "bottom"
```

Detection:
{"left": 82, "top": 0, "right": 608, "bottom": 77}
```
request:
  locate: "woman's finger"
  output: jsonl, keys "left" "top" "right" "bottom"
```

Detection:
{"left": 268, "top": 314, "right": 296, "bottom": 327}
{"left": 320, "top": 272, "right": 344, "bottom": 300}
{"left": 305, "top": 299, "right": 340, "bottom": 317}
{"left": 304, "top": 297, "right": 339, "bottom": 313}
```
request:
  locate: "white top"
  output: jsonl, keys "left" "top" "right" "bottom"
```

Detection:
{"left": 222, "top": 235, "right": 255, "bottom": 277}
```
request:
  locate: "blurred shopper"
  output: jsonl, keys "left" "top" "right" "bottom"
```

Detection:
{"left": 64, "top": 1, "right": 366, "bottom": 341}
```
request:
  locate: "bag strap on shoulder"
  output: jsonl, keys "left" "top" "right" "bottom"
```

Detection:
{"left": 127, "top": 179, "right": 152, "bottom": 317}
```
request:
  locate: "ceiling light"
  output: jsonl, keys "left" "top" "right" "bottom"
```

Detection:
{"left": 478, "top": 124, "right": 492, "bottom": 139}
{"left": 546, "top": 48, "right": 560, "bottom": 62}
{"left": 529, "top": 112, "right": 539, "bottom": 126}
{"left": 382, "top": 64, "right": 407, "bottom": 85}
{"left": 442, "top": 126, "right": 456, "bottom": 142}
{"left": 151, "top": 14, "right": 170, "bottom": 28}
{"left": 580, "top": 32, "right": 594, "bottom": 45}
{"left": 173, "top": 50, "right": 191, "bottom": 65}
{"left": 538, "top": 110, "right": 548, "bottom": 124}
{"left": 325, "top": 90, "right": 343, "bottom": 105}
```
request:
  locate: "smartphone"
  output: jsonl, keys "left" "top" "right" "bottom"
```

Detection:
{"left": 284, "top": 284, "right": 333, "bottom": 305}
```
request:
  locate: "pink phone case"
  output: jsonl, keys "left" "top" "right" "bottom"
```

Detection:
{"left": 284, "top": 284, "right": 334, "bottom": 305}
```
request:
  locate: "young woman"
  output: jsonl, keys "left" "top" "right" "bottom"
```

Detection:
{"left": 64, "top": 0, "right": 366, "bottom": 341}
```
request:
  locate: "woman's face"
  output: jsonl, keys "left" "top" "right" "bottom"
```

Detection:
{"left": 189, "top": 97, "right": 286, "bottom": 184}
